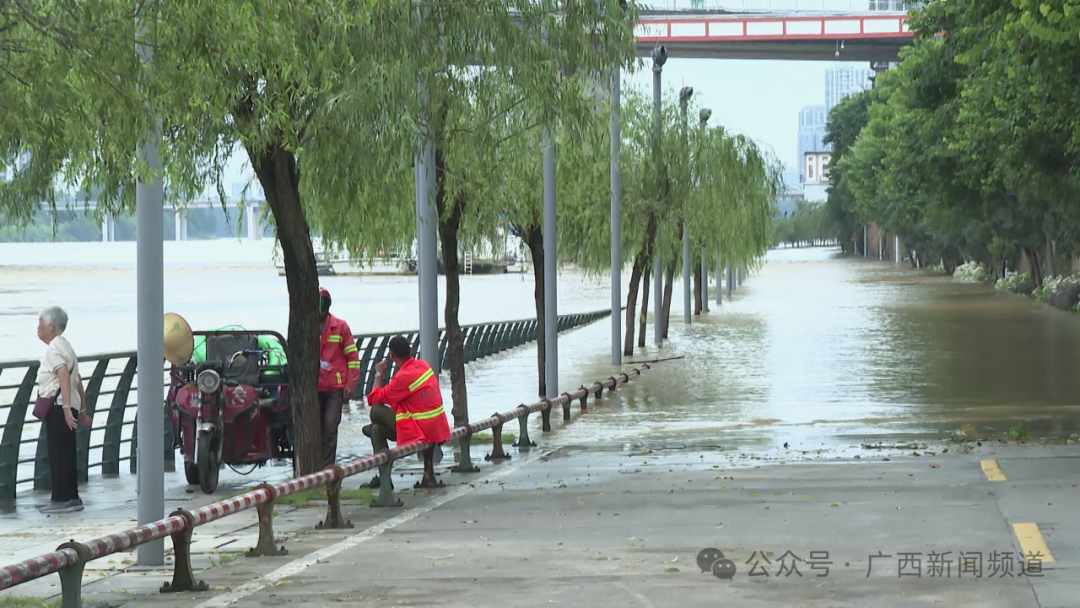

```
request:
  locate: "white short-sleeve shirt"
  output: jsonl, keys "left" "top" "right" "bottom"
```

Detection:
{"left": 36, "top": 335, "right": 82, "bottom": 411}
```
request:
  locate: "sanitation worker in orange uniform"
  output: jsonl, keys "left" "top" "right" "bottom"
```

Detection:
{"left": 363, "top": 335, "right": 450, "bottom": 489}
{"left": 317, "top": 286, "right": 361, "bottom": 469}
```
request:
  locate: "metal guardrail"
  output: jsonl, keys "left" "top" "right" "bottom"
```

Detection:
{"left": 0, "top": 364, "right": 651, "bottom": 607}
{"left": 640, "top": 0, "right": 918, "bottom": 13}
{"left": 0, "top": 309, "right": 611, "bottom": 499}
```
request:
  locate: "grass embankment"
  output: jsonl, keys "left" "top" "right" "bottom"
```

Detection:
{"left": 228, "top": 486, "right": 375, "bottom": 507}
{"left": 467, "top": 431, "right": 515, "bottom": 444}
{"left": 0, "top": 596, "right": 58, "bottom": 607}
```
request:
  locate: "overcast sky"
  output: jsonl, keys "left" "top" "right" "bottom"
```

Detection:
{"left": 622, "top": 58, "right": 856, "bottom": 170}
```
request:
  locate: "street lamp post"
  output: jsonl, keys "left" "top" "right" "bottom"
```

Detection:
{"left": 699, "top": 108, "right": 711, "bottom": 313}
{"left": 651, "top": 46, "right": 666, "bottom": 346}
{"left": 610, "top": 66, "right": 622, "bottom": 366}
{"left": 679, "top": 86, "right": 693, "bottom": 326}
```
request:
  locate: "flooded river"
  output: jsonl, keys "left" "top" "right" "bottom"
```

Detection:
{"left": 3, "top": 241, "right": 1080, "bottom": 459}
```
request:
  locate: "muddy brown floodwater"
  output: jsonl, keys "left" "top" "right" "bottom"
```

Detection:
{"left": 540, "top": 246, "right": 1080, "bottom": 455}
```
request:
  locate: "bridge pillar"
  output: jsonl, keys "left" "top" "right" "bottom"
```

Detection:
{"left": 101, "top": 214, "right": 115, "bottom": 242}
{"left": 174, "top": 211, "right": 188, "bottom": 241}
{"left": 247, "top": 205, "right": 261, "bottom": 240}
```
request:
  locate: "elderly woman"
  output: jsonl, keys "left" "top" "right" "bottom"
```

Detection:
{"left": 34, "top": 306, "right": 89, "bottom": 514}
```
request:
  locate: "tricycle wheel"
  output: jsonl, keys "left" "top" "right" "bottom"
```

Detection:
{"left": 184, "top": 461, "right": 199, "bottom": 485}
{"left": 197, "top": 433, "right": 220, "bottom": 494}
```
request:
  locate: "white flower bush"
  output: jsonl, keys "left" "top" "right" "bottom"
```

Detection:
{"left": 995, "top": 271, "right": 1031, "bottom": 291}
{"left": 1034, "top": 274, "right": 1080, "bottom": 302}
{"left": 953, "top": 261, "right": 988, "bottom": 283}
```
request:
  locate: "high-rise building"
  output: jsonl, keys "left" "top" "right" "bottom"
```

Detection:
{"left": 825, "top": 64, "right": 875, "bottom": 114}
{"left": 797, "top": 105, "right": 827, "bottom": 183}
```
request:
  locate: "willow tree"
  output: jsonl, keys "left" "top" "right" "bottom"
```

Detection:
{"left": 3, "top": 1, "right": 470, "bottom": 476}
{"left": 497, "top": 84, "right": 613, "bottom": 397}
{"left": 312, "top": 1, "right": 639, "bottom": 425}
{"left": 651, "top": 96, "right": 781, "bottom": 337}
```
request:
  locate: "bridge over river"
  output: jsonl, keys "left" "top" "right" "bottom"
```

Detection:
{"left": 2, "top": 247, "right": 1080, "bottom": 607}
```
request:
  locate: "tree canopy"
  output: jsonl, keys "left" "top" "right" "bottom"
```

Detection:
{"left": 833, "top": 0, "right": 1080, "bottom": 281}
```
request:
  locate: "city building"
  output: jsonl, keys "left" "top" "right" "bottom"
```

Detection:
{"left": 825, "top": 64, "right": 875, "bottom": 114}
{"left": 796, "top": 105, "right": 827, "bottom": 183}
{"left": 803, "top": 151, "right": 831, "bottom": 203}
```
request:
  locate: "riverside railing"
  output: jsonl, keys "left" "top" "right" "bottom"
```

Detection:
{"left": 0, "top": 364, "right": 651, "bottom": 607}
{"left": 0, "top": 309, "right": 611, "bottom": 499}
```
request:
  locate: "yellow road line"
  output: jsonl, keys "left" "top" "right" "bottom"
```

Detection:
{"left": 1013, "top": 523, "right": 1055, "bottom": 563}
{"left": 980, "top": 459, "right": 1007, "bottom": 481}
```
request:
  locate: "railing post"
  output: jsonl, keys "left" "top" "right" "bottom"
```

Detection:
{"left": 540, "top": 399, "right": 552, "bottom": 433}
{"left": 453, "top": 427, "right": 480, "bottom": 473}
{"left": 129, "top": 413, "right": 137, "bottom": 474}
{"left": 77, "top": 360, "right": 109, "bottom": 482}
{"left": 355, "top": 336, "right": 376, "bottom": 395}
{"left": 579, "top": 386, "right": 588, "bottom": 412}
{"left": 161, "top": 509, "right": 210, "bottom": 592}
{"left": 485, "top": 419, "right": 510, "bottom": 461}
{"left": 34, "top": 423, "right": 49, "bottom": 491}
{"left": 0, "top": 366, "right": 37, "bottom": 498}
{"left": 57, "top": 541, "right": 89, "bottom": 608}
{"left": 438, "top": 330, "right": 450, "bottom": 371}
{"left": 561, "top": 392, "right": 573, "bottom": 422}
{"left": 363, "top": 336, "right": 392, "bottom": 396}
{"left": 513, "top": 405, "right": 536, "bottom": 450}
{"left": 103, "top": 356, "right": 137, "bottom": 476}
{"left": 370, "top": 454, "right": 403, "bottom": 508}
{"left": 317, "top": 467, "right": 353, "bottom": 530}
{"left": 245, "top": 485, "right": 289, "bottom": 556}
{"left": 163, "top": 395, "right": 175, "bottom": 473}
{"left": 607, "top": 376, "right": 618, "bottom": 396}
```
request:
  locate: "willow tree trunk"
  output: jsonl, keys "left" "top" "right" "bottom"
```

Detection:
{"left": 435, "top": 144, "right": 469, "bottom": 428}
{"left": 622, "top": 254, "right": 644, "bottom": 357}
{"left": 661, "top": 259, "right": 676, "bottom": 340}
{"left": 525, "top": 225, "right": 545, "bottom": 397}
{"left": 637, "top": 265, "right": 650, "bottom": 348}
{"left": 248, "top": 144, "right": 321, "bottom": 476}
{"left": 693, "top": 256, "right": 703, "bottom": 316}
{"left": 1024, "top": 246, "right": 1044, "bottom": 288}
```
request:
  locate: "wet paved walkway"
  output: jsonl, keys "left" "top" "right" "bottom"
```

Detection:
{"left": 37, "top": 439, "right": 1080, "bottom": 608}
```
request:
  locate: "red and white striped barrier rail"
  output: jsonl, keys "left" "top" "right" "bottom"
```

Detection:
{"left": 0, "top": 364, "right": 651, "bottom": 606}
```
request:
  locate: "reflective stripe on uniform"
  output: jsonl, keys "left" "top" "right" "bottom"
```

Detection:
{"left": 343, "top": 344, "right": 358, "bottom": 354}
{"left": 327, "top": 335, "right": 343, "bottom": 343}
{"left": 409, "top": 369, "right": 435, "bottom": 392}
{"left": 347, "top": 362, "right": 361, "bottom": 368}
{"left": 336, "top": 372, "right": 341, "bottom": 385}
{"left": 411, "top": 405, "right": 444, "bottom": 421}
{"left": 395, "top": 412, "right": 412, "bottom": 421}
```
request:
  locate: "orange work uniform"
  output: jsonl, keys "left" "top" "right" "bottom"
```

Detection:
{"left": 318, "top": 314, "right": 361, "bottom": 392}
{"left": 365, "top": 357, "right": 451, "bottom": 445}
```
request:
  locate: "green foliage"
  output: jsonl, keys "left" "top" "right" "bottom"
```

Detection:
{"left": 772, "top": 201, "right": 827, "bottom": 248}
{"left": 835, "top": 0, "right": 1080, "bottom": 280}
{"left": 823, "top": 90, "right": 871, "bottom": 252}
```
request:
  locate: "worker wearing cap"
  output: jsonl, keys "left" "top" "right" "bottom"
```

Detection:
{"left": 318, "top": 286, "right": 361, "bottom": 468}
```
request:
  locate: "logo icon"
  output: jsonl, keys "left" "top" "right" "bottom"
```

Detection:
{"left": 697, "top": 548, "right": 737, "bottom": 580}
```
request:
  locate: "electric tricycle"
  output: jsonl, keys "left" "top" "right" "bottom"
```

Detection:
{"left": 165, "top": 325, "right": 293, "bottom": 494}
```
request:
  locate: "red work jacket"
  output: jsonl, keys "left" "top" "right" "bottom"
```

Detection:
{"left": 318, "top": 314, "right": 361, "bottom": 392}
{"left": 365, "top": 357, "right": 451, "bottom": 445}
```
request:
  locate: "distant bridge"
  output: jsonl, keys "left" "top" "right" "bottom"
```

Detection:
{"left": 637, "top": 1, "right": 917, "bottom": 61}
{"left": 37, "top": 198, "right": 266, "bottom": 242}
